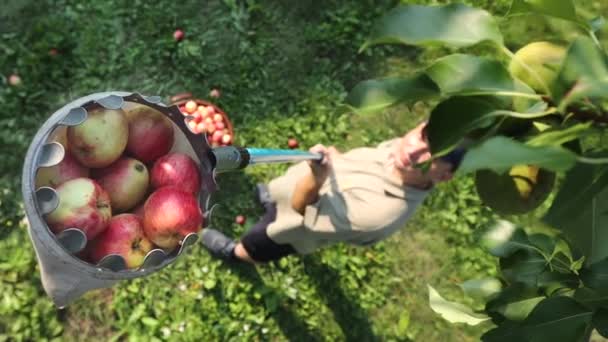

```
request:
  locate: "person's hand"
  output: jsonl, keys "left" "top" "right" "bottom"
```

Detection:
{"left": 307, "top": 144, "right": 339, "bottom": 183}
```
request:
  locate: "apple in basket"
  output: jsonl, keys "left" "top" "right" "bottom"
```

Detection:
{"left": 124, "top": 104, "right": 175, "bottom": 164}
{"left": 89, "top": 214, "right": 153, "bottom": 269}
{"left": 150, "top": 153, "right": 201, "bottom": 194}
{"left": 93, "top": 157, "right": 149, "bottom": 213}
{"left": 143, "top": 186, "right": 203, "bottom": 251}
{"left": 35, "top": 151, "right": 89, "bottom": 188}
{"left": 68, "top": 108, "right": 128, "bottom": 168}
{"left": 45, "top": 178, "right": 112, "bottom": 240}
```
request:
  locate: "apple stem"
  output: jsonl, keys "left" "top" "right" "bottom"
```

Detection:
{"left": 500, "top": 45, "right": 553, "bottom": 97}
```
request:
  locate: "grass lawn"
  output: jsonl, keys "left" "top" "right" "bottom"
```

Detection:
{"left": 1, "top": 0, "right": 607, "bottom": 341}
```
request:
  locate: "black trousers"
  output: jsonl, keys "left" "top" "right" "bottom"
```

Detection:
{"left": 240, "top": 203, "right": 297, "bottom": 262}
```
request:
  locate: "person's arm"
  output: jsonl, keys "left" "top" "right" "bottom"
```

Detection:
{"left": 291, "top": 170, "right": 325, "bottom": 215}
{"left": 291, "top": 145, "right": 338, "bottom": 215}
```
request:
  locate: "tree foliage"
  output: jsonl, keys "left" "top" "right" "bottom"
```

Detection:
{"left": 348, "top": 1, "right": 608, "bottom": 340}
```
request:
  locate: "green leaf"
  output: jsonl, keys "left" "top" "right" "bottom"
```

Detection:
{"left": 509, "top": 0, "right": 583, "bottom": 26}
{"left": 593, "top": 309, "right": 608, "bottom": 338}
{"left": 481, "top": 220, "right": 535, "bottom": 258}
{"left": 458, "top": 136, "right": 578, "bottom": 174}
{"left": 544, "top": 155, "right": 608, "bottom": 265}
{"left": 427, "top": 285, "right": 490, "bottom": 326}
{"left": 500, "top": 250, "right": 547, "bottom": 286}
{"left": 141, "top": 317, "right": 159, "bottom": 327}
{"left": 203, "top": 279, "right": 217, "bottom": 290}
{"left": 460, "top": 278, "right": 503, "bottom": 301}
{"left": 427, "top": 96, "right": 502, "bottom": 155}
{"left": 497, "top": 297, "right": 546, "bottom": 322}
{"left": 344, "top": 74, "right": 439, "bottom": 115}
{"left": 482, "top": 320, "right": 528, "bottom": 342}
{"left": 590, "top": 16, "right": 606, "bottom": 33}
{"left": 521, "top": 296, "right": 594, "bottom": 342}
{"left": 528, "top": 234, "right": 555, "bottom": 257}
{"left": 574, "top": 287, "right": 608, "bottom": 310}
{"left": 395, "top": 311, "right": 410, "bottom": 336}
{"left": 362, "top": 3, "right": 503, "bottom": 50}
{"left": 426, "top": 54, "right": 528, "bottom": 96}
{"left": 580, "top": 258, "right": 608, "bottom": 290}
{"left": 526, "top": 123, "right": 594, "bottom": 147}
{"left": 553, "top": 37, "right": 608, "bottom": 109}
{"left": 536, "top": 271, "right": 580, "bottom": 294}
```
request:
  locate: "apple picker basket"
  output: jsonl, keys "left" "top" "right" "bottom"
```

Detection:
{"left": 22, "top": 91, "right": 322, "bottom": 307}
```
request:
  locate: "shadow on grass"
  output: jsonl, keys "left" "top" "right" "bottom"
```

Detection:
{"left": 229, "top": 263, "right": 321, "bottom": 342}
{"left": 301, "top": 255, "right": 378, "bottom": 342}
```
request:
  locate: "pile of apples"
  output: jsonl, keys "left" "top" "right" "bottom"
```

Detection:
{"left": 38, "top": 103, "right": 204, "bottom": 269}
{"left": 179, "top": 100, "right": 233, "bottom": 147}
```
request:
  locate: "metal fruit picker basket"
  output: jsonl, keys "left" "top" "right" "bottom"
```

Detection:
{"left": 22, "top": 91, "right": 322, "bottom": 307}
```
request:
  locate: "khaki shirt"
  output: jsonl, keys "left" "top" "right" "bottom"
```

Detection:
{"left": 266, "top": 139, "right": 431, "bottom": 254}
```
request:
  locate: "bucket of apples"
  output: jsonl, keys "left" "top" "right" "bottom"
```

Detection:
{"left": 171, "top": 92, "right": 234, "bottom": 147}
{"left": 22, "top": 92, "right": 218, "bottom": 307}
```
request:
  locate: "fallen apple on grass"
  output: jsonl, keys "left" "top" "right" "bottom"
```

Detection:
{"left": 8, "top": 74, "right": 21, "bottom": 86}
{"left": 93, "top": 157, "right": 149, "bottom": 213}
{"left": 89, "top": 214, "right": 153, "bottom": 269}
{"left": 143, "top": 186, "right": 203, "bottom": 251}
{"left": 125, "top": 104, "right": 175, "bottom": 164}
{"left": 235, "top": 215, "right": 246, "bottom": 225}
{"left": 45, "top": 178, "right": 112, "bottom": 240}
{"left": 210, "top": 89, "right": 221, "bottom": 98}
{"left": 68, "top": 107, "right": 128, "bottom": 168}
{"left": 151, "top": 153, "right": 201, "bottom": 194}
{"left": 173, "top": 29, "right": 185, "bottom": 42}
{"left": 288, "top": 138, "right": 299, "bottom": 149}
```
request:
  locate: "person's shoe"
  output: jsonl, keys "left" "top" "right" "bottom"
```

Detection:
{"left": 255, "top": 183, "right": 274, "bottom": 206}
{"left": 201, "top": 229, "right": 237, "bottom": 261}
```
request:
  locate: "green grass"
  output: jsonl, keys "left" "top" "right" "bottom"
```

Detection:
{"left": 1, "top": 0, "right": 607, "bottom": 341}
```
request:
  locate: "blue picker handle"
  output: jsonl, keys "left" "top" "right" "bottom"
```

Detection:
{"left": 210, "top": 147, "right": 323, "bottom": 173}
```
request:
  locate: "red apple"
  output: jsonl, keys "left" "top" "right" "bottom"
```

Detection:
{"left": 288, "top": 138, "right": 299, "bottom": 149}
{"left": 124, "top": 104, "right": 175, "bottom": 164}
{"left": 45, "top": 178, "right": 112, "bottom": 240}
{"left": 173, "top": 29, "right": 184, "bottom": 42}
{"left": 143, "top": 187, "right": 203, "bottom": 251}
{"left": 151, "top": 153, "right": 201, "bottom": 194}
{"left": 185, "top": 100, "right": 197, "bottom": 114}
{"left": 8, "top": 74, "right": 21, "bottom": 86}
{"left": 206, "top": 106, "right": 216, "bottom": 116}
{"left": 193, "top": 112, "right": 203, "bottom": 123}
{"left": 179, "top": 106, "right": 187, "bottom": 115}
{"left": 49, "top": 48, "right": 59, "bottom": 56}
{"left": 36, "top": 152, "right": 90, "bottom": 188}
{"left": 215, "top": 121, "right": 225, "bottom": 131}
{"left": 205, "top": 117, "right": 216, "bottom": 134}
{"left": 210, "top": 89, "right": 221, "bottom": 98}
{"left": 222, "top": 134, "right": 232, "bottom": 145}
{"left": 212, "top": 130, "right": 223, "bottom": 143}
{"left": 213, "top": 113, "right": 223, "bottom": 122}
{"left": 235, "top": 215, "right": 245, "bottom": 225}
{"left": 89, "top": 214, "right": 153, "bottom": 269}
{"left": 68, "top": 108, "right": 128, "bottom": 168}
{"left": 93, "top": 157, "right": 149, "bottom": 213}
{"left": 196, "top": 122, "right": 206, "bottom": 134}
{"left": 187, "top": 120, "right": 198, "bottom": 133}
